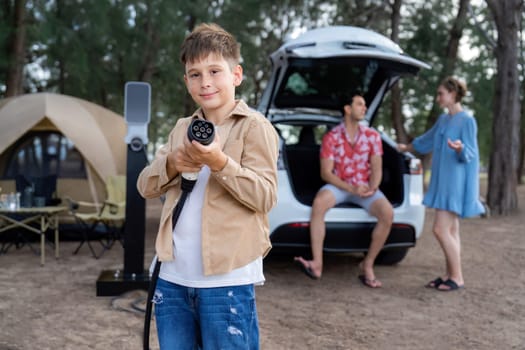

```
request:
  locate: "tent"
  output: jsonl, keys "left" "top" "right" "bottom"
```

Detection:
{"left": 0, "top": 92, "right": 127, "bottom": 205}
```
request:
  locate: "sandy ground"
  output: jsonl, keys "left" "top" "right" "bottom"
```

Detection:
{"left": 1, "top": 183, "right": 524, "bottom": 350}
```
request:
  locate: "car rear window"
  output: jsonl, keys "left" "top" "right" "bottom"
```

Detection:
{"left": 273, "top": 57, "right": 415, "bottom": 112}
{"left": 275, "top": 124, "right": 330, "bottom": 146}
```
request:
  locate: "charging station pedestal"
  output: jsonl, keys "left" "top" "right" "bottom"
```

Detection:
{"left": 96, "top": 82, "right": 152, "bottom": 296}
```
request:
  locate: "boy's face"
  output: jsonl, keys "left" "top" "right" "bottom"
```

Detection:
{"left": 184, "top": 53, "right": 243, "bottom": 119}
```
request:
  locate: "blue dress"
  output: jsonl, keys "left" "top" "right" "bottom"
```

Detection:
{"left": 413, "top": 111, "right": 485, "bottom": 218}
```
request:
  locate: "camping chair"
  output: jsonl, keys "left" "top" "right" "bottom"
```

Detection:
{"left": 65, "top": 175, "right": 126, "bottom": 259}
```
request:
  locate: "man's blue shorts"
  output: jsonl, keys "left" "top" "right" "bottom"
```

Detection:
{"left": 320, "top": 183, "right": 386, "bottom": 212}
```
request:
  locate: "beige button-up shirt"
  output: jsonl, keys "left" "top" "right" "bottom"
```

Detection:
{"left": 137, "top": 100, "right": 279, "bottom": 276}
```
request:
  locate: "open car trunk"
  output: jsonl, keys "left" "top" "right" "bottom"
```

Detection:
{"left": 284, "top": 128, "right": 406, "bottom": 208}
{"left": 259, "top": 26, "right": 427, "bottom": 262}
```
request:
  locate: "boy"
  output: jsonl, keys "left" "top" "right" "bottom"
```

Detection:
{"left": 137, "top": 23, "right": 279, "bottom": 349}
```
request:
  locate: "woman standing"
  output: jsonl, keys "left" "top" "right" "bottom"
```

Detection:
{"left": 398, "top": 76, "right": 485, "bottom": 291}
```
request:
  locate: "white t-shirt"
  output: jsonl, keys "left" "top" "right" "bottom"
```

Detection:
{"left": 155, "top": 166, "right": 265, "bottom": 288}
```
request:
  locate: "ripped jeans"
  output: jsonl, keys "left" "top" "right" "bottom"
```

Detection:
{"left": 153, "top": 278, "right": 259, "bottom": 350}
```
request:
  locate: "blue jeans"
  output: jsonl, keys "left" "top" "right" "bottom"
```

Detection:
{"left": 153, "top": 278, "right": 260, "bottom": 349}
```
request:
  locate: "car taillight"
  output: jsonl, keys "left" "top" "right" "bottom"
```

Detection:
{"left": 391, "top": 223, "right": 412, "bottom": 229}
{"left": 409, "top": 158, "right": 422, "bottom": 175}
{"left": 288, "top": 222, "right": 310, "bottom": 228}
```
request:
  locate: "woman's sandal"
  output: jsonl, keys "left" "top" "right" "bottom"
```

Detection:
{"left": 436, "top": 279, "right": 464, "bottom": 292}
{"left": 425, "top": 277, "right": 444, "bottom": 289}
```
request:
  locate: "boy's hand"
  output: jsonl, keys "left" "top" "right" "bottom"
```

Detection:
{"left": 185, "top": 132, "right": 228, "bottom": 172}
{"left": 167, "top": 144, "right": 203, "bottom": 177}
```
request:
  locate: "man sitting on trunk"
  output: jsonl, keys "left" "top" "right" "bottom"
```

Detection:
{"left": 294, "top": 92, "right": 393, "bottom": 288}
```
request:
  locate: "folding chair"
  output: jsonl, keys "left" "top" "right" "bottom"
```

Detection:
{"left": 66, "top": 175, "right": 126, "bottom": 259}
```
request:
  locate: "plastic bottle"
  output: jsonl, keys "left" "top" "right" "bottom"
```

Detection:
{"left": 23, "top": 186, "right": 33, "bottom": 208}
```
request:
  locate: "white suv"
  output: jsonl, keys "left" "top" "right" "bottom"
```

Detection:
{"left": 258, "top": 26, "right": 430, "bottom": 264}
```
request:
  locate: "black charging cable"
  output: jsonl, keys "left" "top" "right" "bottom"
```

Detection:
{"left": 143, "top": 119, "right": 215, "bottom": 350}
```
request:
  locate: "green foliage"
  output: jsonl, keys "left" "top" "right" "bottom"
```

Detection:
{"left": 0, "top": 4, "right": 12, "bottom": 92}
{"left": 396, "top": 1, "right": 454, "bottom": 135}
{"left": 0, "top": 0, "right": 514, "bottom": 166}
{"left": 456, "top": 4, "right": 497, "bottom": 168}
{"left": 0, "top": 41, "right": 8, "bottom": 93}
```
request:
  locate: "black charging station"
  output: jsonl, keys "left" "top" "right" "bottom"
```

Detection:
{"left": 96, "top": 82, "right": 152, "bottom": 296}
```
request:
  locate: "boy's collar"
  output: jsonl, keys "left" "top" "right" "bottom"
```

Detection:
{"left": 192, "top": 100, "right": 252, "bottom": 121}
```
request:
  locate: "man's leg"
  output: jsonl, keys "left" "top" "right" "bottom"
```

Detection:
{"left": 294, "top": 189, "right": 336, "bottom": 279}
{"left": 359, "top": 197, "right": 393, "bottom": 287}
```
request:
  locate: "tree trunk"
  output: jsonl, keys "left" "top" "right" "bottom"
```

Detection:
{"left": 420, "top": 0, "right": 470, "bottom": 171}
{"left": 183, "top": 15, "right": 197, "bottom": 117}
{"left": 518, "top": 17, "right": 525, "bottom": 185}
{"left": 389, "top": 0, "right": 409, "bottom": 143}
{"left": 55, "top": 0, "right": 66, "bottom": 94}
{"left": 486, "top": 0, "right": 522, "bottom": 215}
{"left": 138, "top": 1, "right": 160, "bottom": 82}
{"left": 424, "top": 0, "right": 470, "bottom": 131}
{"left": 5, "top": 0, "right": 26, "bottom": 97}
{"left": 519, "top": 118, "right": 524, "bottom": 184}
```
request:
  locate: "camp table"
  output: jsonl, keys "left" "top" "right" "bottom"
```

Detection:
{"left": 0, "top": 206, "right": 67, "bottom": 265}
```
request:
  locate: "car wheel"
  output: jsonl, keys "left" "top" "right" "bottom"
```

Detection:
{"left": 373, "top": 248, "right": 409, "bottom": 265}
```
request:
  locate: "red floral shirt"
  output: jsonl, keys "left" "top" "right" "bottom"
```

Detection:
{"left": 320, "top": 123, "right": 383, "bottom": 186}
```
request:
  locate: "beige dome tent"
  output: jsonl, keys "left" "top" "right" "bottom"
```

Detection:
{"left": 0, "top": 92, "right": 127, "bottom": 205}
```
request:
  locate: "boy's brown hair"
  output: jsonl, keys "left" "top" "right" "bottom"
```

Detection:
{"left": 179, "top": 23, "right": 241, "bottom": 68}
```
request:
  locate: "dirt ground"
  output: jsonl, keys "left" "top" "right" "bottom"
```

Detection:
{"left": 1, "top": 183, "right": 524, "bottom": 350}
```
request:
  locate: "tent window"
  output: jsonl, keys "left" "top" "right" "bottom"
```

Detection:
{"left": 2, "top": 131, "right": 87, "bottom": 179}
